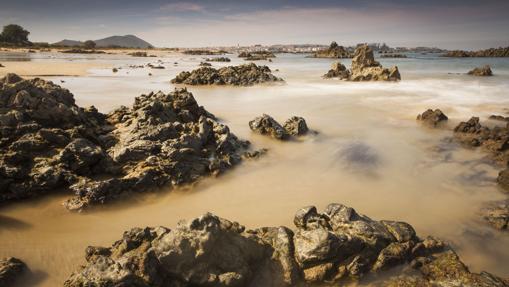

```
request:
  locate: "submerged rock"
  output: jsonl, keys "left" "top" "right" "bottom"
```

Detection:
{"left": 481, "top": 199, "right": 509, "bottom": 230}
{"left": 0, "top": 257, "right": 28, "bottom": 286}
{"left": 468, "top": 65, "right": 493, "bottom": 76}
{"left": 417, "top": 109, "right": 448, "bottom": 127}
{"left": 171, "top": 63, "right": 283, "bottom": 86}
{"left": 64, "top": 203, "right": 508, "bottom": 287}
{"left": 0, "top": 74, "right": 256, "bottom": 211}
{"left": 323, "top": 45, "right": 400, "bottom": 81}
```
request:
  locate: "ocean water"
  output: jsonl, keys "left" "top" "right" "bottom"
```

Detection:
{"left": 1, "top": 52, "right": 509, "bottom": 286}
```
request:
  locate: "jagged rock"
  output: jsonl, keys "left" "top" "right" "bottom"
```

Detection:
{"left": 205, "top": 57, "right": 231, "bottom": 62}
{"left": 468, "top": 65, "right": 493, "bottom": 76}
{"left": 64, "top": 203, "right": 509, "bottom": 287}
{"left": 323, "top": 45, "right": 400, "bottom": 81}
{"left": 283, "top": 116, "right": 308, "bottom": 136}
{"left": 453, "top": 117, "right": 509, "bottom": 164}
{"left": 481, "top": 199, "right": 509, "bottom": 230}
{"left": 490, "top": 115, "right": 509, "bottom": 122}
{"left": 416, "top": 109, "right": 448, "bottom": 127}
{"left": 350, "top": 45, "right": 401, "bottom": 81}
{"left": 0, "top": 74, "right": 258, "bottom": 211}
{"left": 171, "top": 63, "right": 283, "bottom": 86}
{"left": 444, "top": 47, "right": 509, "bottom": 57}
{"left": 0, "top": 257, "right": 28, "bottom": 286}
{"left": 323, "top": 61, "right": 350, "bottom": 79}
{"left": 249, "top": 114, "right": 289, "bottom": 140}
{"left": 312, "top": 42, "right": 353, "bottom": 58}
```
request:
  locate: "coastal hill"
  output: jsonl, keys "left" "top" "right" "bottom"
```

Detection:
{"left": 53, "top": 34, "right": 153, "bottom": 48}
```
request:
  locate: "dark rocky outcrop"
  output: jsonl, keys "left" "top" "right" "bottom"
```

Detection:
{"left": 323, "top": 45, "right": 400, "bottom": 81}
{"left": 127, "top": 51, "right": 155, "bottom": 57}
{"left": 238, "top": 51, "right": 276, "bottom": 59}
{"left": 380, "top": 54, "right": 407, "bottom": 58}
{"left": 444, "top": 47, "right": 509, "bottom": 57}
{"left": 171, "top": 63, "right": 283, "bottom": 86}
{"left": 312, "top": 41, "right": 353, "bottom": 58}
{"left": 468, "top": 65, "right": 493, "bottom": 76}
{"left": 249, "top": 115, "right": 308, "bottom": 140}
{"left": 199, "top": 62, "right": 212, "bottom": 67}
{"left": 60, "top": 49, "right": 106, "bottom": 54}
{"left": 0, "top": 74, "right": 257, "bottom": 211}
{"left": 183, "top": 50, "right": 227, "bottom": 55}
{"left": 0, "top": 63, "right": 4, "bottom": 68}
{"left": 0, "top": 257, "right": 28, "bottom": 286}
{"left": 490, "top": 115, "right": 509, "bottom": 122}
{"left": 64, "top": 204, "right": 509, "bottom": 287}
{"left": 416, "top": 109, "right": 448, "bottom": 127}
{"left": 205, "top": 57, "right": 231, "bottom": 62}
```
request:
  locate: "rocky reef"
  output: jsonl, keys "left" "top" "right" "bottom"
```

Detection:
{"left": 182, "top": 50, "right": 227, "bottom": 55}
{"left": 468, "top": 65, "right": 493, "bottom": 76}
{"left": 380, "top": 53, "right": 407, "bottom": 58}
{"left": 60, "top": 49, "right": 106, "bottom": 54}
{"left": 64, "top": 203, "right": 509, "bottom": 287}
{"left": 0, "top": 74, "right": 256, "bottom": 211}
{"left": 0, "top": 257, "right": 28, "bottom": 286}
{"left": 238, "top": 51, "right": 276, "bottom": 60}
{"left": 249, "top": 114, "right": 308, "bottom": 140}
{"left": 205, "top": 57, "right": 231, "bottom": 62}
{"left": 444, "top": 47, "right": 509, "bottom": 57}
{"left": 171, "top": 63, "right": 283, "bottom": 86}
{"left": 312, "top": 41, "right": 353, "bottom": 58}
{"left": 323, "top": 45, "right": 401, "bottom": 81}
{"left": 416, "top": 109, "right": 448, "bottom": 127}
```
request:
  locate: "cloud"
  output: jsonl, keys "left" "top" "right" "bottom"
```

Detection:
{"left": 159, "top": 2, "right": 204, "bottom": 12}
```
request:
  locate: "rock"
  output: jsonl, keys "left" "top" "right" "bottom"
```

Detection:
{"left": 127, "top": 51, "right": 148, "bottom": 57}
{"left": 283, "top": 116, "right": 308, "bottom": 136}
{"left": 497, "top": 168, "right": 509, "bottom": 192}
{"left": 444, "top": 47, "right": 509, "bottom": 57}
{"left": 312, "top": 41, "right": 353, "bottom": 58}
{"left": 199, "top": 62, "right": 212, "bottom": 67}
{"left": 60, "top": 49, "right": 106, "bottom": 54}
{"left": 0, "top": 63, "right": 4, "bottom": 67}
{"left": 238, "top": 51, "right": 276, "bottom": 59}
{"left": 323, "top": 45, "right": 400, "bottom": 81}
{"left": 112, "top": 68, "right": 118, "bottom": 73}
{"left": 416, "top": 109, "right": 448, "bottom": 127}
{"left": 481, "top": 200, "right": 509, "bottom": 230}
{"left": 249, "top": 114, "right": 289, "bottom": 140}
{"left": 0, "top": 257, "right": 28, "bottom": 286}
{"left": 183, "top": 49, "right": 227, "bottom": 55}
{"left": 0, "top": 74, "right": 259, "bottom": 211}
{"left": 468, "top": 65, "right": 493, "bottom": 76}
{"left": 171, "top": 63, "right": 283, "bottom": 86}
{"left": 65, "top": 203, "right": 509, "bottom": 286}
{"left": 205, "top": 57, "right": 231, "bottom": 62}
{"left": 350, "top": 45, "right": 401, "bottom": 81}
{"left": 380, "top": 54, "right": 407, "bottom": 58}
{"left": 489, "top": 115, "right": 509, "bottom": 122}
{"left": 323, "top": 61, "right": 350, "bottom": 79}
{"left": 453, "top": 117, "right": 509, "bottom": 164}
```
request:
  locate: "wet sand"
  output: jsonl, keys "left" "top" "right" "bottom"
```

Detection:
{"left": 1, "top": 52, "right": 509, "bottom": 286}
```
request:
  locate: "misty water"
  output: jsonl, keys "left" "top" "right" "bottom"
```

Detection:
{"left": 1, "top": 52, "right": 509, "bottom": 286}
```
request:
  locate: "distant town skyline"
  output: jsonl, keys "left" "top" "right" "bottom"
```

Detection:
{"left": 1, "top": 0, "right": 508, "bottom": 49}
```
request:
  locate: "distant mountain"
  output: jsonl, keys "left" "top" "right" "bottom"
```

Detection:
{"left": 52, "top": 35, "right": 153, "bottom": 48}
{"left": 94, "top": 35, "right": 153, "bottom": 48}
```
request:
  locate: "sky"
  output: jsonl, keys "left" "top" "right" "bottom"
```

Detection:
{"left": 0, "top": 0, "right": 508, "bottom": 49}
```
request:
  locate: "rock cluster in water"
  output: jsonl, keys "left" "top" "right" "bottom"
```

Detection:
{"left": 0, "top": 74, "right": 255, "bottom": 211}
{"left": 64, "top": 203, "right": 509, "bottom": 287}
{"left": 416, "top": 109, "right": 448, "bottom": 127}
{"left": 238, "top": 51, "right": 276, "bottom": 61}
{"left": 312, "top": 41, "right": 353, "bottom": 58}
{"left": 444, "top": 47, "right": 509, "bottom": 57}
{"left": 171, "top": 63, "right": 283, "bottom": 86}
{"left": 468, "top": 65, "right": 493, "bottom": 76}
{"left": 60, "top": 49, "right": 106, "bottom": 54}
{"left": 380, "top": 53, "right": 407, "bottom": 58}
{"left": 0, "top": 257, "right": 28, "bottom": 286}
{"left": 324, "top": 45, "right": 400, "bottom": 81}
{"left": 182, "top": 50, "right": 227, "bottom": 55}
{"left": 205, "top": 57, "right": 231, "bottom": 62}
{"left": 249, "top": 114, "right": 308, "bottom": 140}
